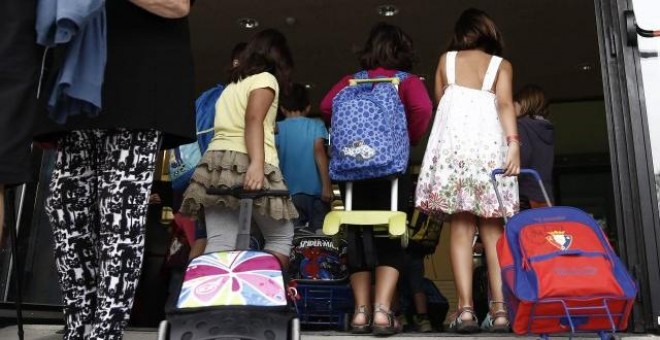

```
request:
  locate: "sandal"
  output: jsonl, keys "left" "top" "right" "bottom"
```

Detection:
{"left": 448, "top": 306, "right": 480, "bottom": 334}
{"left": 350, "top": 305, "right": 372, "bottom": 334}
{"left": 481, "top": 301, "right": 510, "bottom": 333}
{"left": 371, "top": 304, "right": 401, "bottom": 336}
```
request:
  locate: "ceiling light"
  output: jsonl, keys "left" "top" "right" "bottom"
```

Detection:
{"left": 576, "top": 62, "right": 594, "bottom": 72}
{"left": 377, "top": 4, "right": 399, "bottom": 17}
{"left": 237, "top": 17, "right": 259, "bottom": 29}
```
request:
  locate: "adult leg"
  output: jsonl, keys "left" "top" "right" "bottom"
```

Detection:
{"left": 91, "top": 129, "right": 161, "bottom": 340}
{"left": 449, "top": 212, "right": 480, "bottom": 331}
{"left": 478, "top": 217, "right": 508, "bottom": 328}
{"left": 45, "top": 131, "right": 99, "bottom": 340}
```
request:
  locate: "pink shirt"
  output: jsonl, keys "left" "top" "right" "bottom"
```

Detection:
{"left": 320, "top": 67, "right": 432, "bottom": 146}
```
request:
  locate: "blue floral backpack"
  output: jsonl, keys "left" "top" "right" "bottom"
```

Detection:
{"left": 329, "top": 71, "right": 409, "bottom": 181}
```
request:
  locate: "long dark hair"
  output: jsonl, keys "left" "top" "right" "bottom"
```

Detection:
{"left": 448, "top": 8, "right": 504, "bottom": 56}
{"left": 359, "top": 22, "right": 416, "bottom": 71}
{"left": 229, "top": 29, "right": 294, "bottom": 94}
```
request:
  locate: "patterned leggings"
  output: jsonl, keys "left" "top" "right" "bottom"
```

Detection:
{"left": 46, "top": 129, "right": 161, "bottom": 340}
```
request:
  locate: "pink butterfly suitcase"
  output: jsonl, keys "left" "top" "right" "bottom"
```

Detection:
{"left": 158, "top": 187, "right": 300, "bottom": 340}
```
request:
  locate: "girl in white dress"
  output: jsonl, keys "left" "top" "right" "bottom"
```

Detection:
{"left": 415, "top": 8, "right": 520, "bottom": 333}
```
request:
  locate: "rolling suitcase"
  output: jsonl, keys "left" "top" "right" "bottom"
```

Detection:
{"left": 158, "top": 186, "right": 300, "bottom": 340}
{"left": 491, "top": 169, "right": 636, "bottom": 340}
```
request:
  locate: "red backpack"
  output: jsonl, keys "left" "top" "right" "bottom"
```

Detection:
{"left": 493, "top": 169, "right": 636, "bottom": 337}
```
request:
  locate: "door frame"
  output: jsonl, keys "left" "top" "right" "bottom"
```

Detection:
{"left": 594, "top": 0, "right": 660, "bottom": 331}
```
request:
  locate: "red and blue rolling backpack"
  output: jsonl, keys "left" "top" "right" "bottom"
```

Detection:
{"left": 493, "top": 169, "right": 636, "bottom": 338}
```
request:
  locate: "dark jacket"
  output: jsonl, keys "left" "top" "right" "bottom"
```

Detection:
{"left": 35, "top": 1, "right": 196, "bottom": 150}
{"left": 518, "top": 116, "right": 555, "bottom": 203}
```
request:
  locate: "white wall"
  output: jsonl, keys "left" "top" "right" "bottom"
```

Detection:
{"left": 632, "top": 0, "right": 660, "bottom": 172}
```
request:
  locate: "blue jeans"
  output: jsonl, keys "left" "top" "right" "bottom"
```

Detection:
{"left": 291, "top": 193, "right": 330, "bottom": 233}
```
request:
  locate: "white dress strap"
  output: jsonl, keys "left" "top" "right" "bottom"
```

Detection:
{"left": 481, "top": 56, "right": 503, "bottom": 91}
{"left": 446, "top": 51, "right": 457, "bottom": 85}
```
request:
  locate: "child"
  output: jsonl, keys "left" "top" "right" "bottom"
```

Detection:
{"left": 276, "top": 83, "right": 333, "bottom": 234}
{"left": 181, "top": 29, "right": 297, "bottom": 267}
{"left": 320, "top": 22, "right": 432, "bottom": 336}
{"left": 515, "top": 84, "right": 555, "bottom": 209}
{"left": 415, "top": 8, "right": 520, "bottom": 333}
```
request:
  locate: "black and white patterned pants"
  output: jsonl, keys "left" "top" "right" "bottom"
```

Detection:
{"left": 46, "top": 129, "right": 162, "bottom": 340}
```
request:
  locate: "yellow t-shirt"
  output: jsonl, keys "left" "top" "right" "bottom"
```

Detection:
{"left": 208, "top": 72, "right": 280, "bottom": 166}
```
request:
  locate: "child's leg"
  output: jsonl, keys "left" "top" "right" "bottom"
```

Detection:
{"left": 450, "top": 212, "right": 478, "bottom": 316}
{"left": 309, "top": 196, "right": 330, "bottom": 234}
{"left": 350, "top": 271, "right": 372, "bottom": 327}
{"left": 251, "top": 212, "right": 294, "bottom": 268}
{"left": 373, "top": 265, "right": 400, "bottom": 325}
{"left": 478, "top": 217, "right": 507, "bottom": 325}
{"left": 203, "top": 206, "right": 239, "bottom": 253}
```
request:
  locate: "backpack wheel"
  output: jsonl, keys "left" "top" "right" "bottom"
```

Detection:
{"left": 157, "top": 320, "right": 170, "bottom": 340}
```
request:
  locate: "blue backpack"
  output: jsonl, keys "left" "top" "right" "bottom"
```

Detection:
{"left": 169, "top": 84, "right": 224, "bottom": 192}
{"left": 329, "top": 71, "right": 410, "bottom": 181}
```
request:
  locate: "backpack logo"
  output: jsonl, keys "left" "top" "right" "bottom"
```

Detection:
{"left": 546, "top": 230, "right": 572, "bottom": 251}
{"left": 342, "top": 140, "right": 376, "bottom": 161}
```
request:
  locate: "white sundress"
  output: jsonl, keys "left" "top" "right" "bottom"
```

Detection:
{"left": 415, "top": 51, "right": 518, "bottom": 218}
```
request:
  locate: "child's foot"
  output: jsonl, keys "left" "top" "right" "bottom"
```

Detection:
{"left": 350, "top": 305, "right": 371, "bottom": 334}
{"left": 448, "top": 306, "right": 480, "bottom": 334}
{"left": 481, "top": 301, "right": 510, "bottom": 333}
{"left": 372, "top": 304, "right": 402, "bottom": 336}
{"left": 412, "top": 314, "right": 433, "bottom": 333}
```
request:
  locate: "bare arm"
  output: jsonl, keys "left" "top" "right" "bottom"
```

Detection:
{"left": 434, "top": 53, "right": 447, "bottom": 105}
{"left": 244, "top": 88, "right": 275, "bottom": 190}
{"left": 129, "top": 0, "right": 191, "bottom": 18}
{"left": 495, "top": 60, "right": 520, "bottom": 176}
{"left": 313, "top": 138, "right": 333, "bottom": 202}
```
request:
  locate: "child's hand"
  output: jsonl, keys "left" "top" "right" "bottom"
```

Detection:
{"left": 244, "top": 163, "right": 265, "bottom": 191}
{"left": 504, "top": 142, "right": 520, "bottom": 176}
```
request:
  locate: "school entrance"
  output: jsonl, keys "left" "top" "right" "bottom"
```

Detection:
{"left": 1, "top": 0, "right": 659, "bottom": 335}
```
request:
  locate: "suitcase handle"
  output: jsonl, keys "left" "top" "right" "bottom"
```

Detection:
{"left": 490, "top": 168, "right": 553, "bottom": 222}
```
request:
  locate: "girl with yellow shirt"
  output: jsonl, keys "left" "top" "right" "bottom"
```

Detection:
{"left": 181, "top": 29, "right": 297, "bottom": 266}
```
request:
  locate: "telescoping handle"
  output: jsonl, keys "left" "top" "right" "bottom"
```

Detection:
{"left": 206, "top": 186, "right": 290, "bottom": 250}
{"left": 490, "top": 168, "right": 552, "bottom": 222}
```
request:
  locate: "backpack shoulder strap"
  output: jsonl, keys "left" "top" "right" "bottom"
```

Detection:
{"left": 446, "top": 51, "right": 458, "bottom": 85}
{"left": 481, "top": 56, "right": 503, "bottom": 91}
